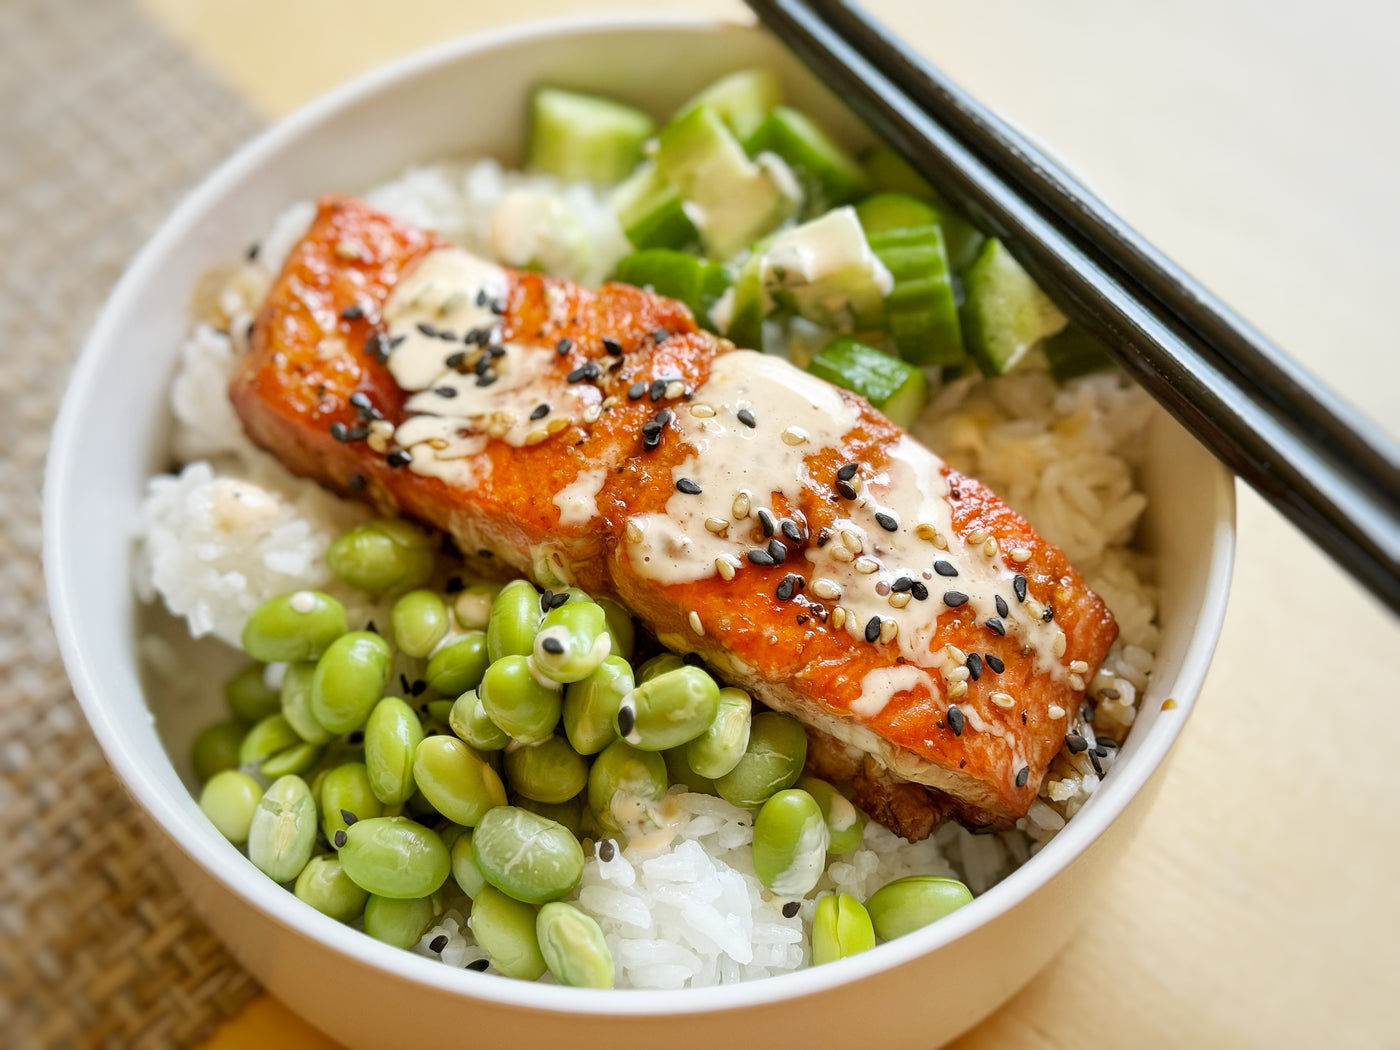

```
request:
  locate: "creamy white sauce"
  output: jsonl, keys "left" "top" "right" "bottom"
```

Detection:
{"left": 851, "top": 665, "right": 939, "bottom": 719}
{"left": 552, "top": 467, "right": 607, "bottom": 526}
{"left": 766, "top": 814, "right": 829, "bottom": 897}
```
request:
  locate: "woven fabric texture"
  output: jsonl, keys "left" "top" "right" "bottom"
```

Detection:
{"left": 0, "top": 1, "right": 264, "bottom": 1045}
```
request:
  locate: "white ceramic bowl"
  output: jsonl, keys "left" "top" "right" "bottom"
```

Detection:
{"left": 43, "top": 16, "right": 1234, "bottom": 1049}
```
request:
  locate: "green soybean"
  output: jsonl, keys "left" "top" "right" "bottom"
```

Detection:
{"left": 391, "top": 590, "right": 450, "bottom": 658}
{"left": 241, "top": 591, "right": 348, "bottom": 663}
{"left": 531, "top": 601, "right": 610, "bottom": 684}
{"left": 259, "top": 741, "right": 324, "bottom": 778}
{"left": 866, "top": 876, "right": 973, "bottom": 941}
{"left": 364, "top": 697, "right": 424, "bottom": 806}
{"left": 293, "top": 854, "right": 369, "bottom": 923}
{"left": 320, "top": 761, "right": 383, "bottom": 843}
{"left": 513, "top": 794, "right": 584, "bottom": 838}
{"left": 238, "top": 713, "right": 302, "bottom": 767}
{"left": 797, "top": 775, "right": 866, "bottom": 854}
{"left": 310, "top": 631, "right": 394, "bottom": 735}
{"left": 587, "top": 739, "right": 668, "bottom": 834}
{"left": 225, "top": 663, "right": 280, "bottom": 722}
{"left": 594, "top": 597, "right": 635, "bottom": 663}
{"left": 452, "top": 581, "right": 501, "bottom": 631}
{"left": 811, "top": 892, "right": 876, "bottom": 965}
{"left": 199, "top": 770, "right": 262, "bottom": 844}
{"left": 424, "top": 632, "right": 489, "bottom": 696}
{"left": 686, "top": 686, "right": 752, "bottom": 779}
{"left": 468, "top": 885, "right": 546, "bottom": 980}
{"left": 326, "top": 518, "right": 436, "bottom": 596}
{"left": 486, "top": 579, "right": 542, "bottom": 661}
{"left": 662, "top": 746, "right": 716, "bottom": 795}
{"left": 635, "top": 652, "right": 685, "bottom": 683}
{"left": 562, "top": 656, "right": 630, "bottom": 755}
{"left": 449, "top": 689, "right": 510, "bottom": 751}
{"left": 752, "top": 789, "right": 828, "bottom": 897}
{"left": 280, "top": 661, "right": 332, "bottom": 744}
{"left": 479, "top": 655, "right": 562, "bottom": 744}
{"left": 472, "top": 806, "right": 584, "bottom": 904}
{"left": 450, "top": 829, "right": 487, "bottom": 898}
{"left": 412, "top": 735, "right": 507, "bottom": 826}
{"left": 192, "top": 720, "right": 245, "bottom": 783}
{"left": 247, "top": 775, "right": 317, "bottom": 883}
{"left": 363, "top": 893, "right": 440, "bottom": 949}
{"left": 714, "top": 711, "right": 807, "bottom": 808}
{"left": 616, "top": 666, "right": 720, "bottom": 751}
{"left": 504, "top": 736, "right": 589, "bottom": 804}
{"left": 536, "top": 902, "right": 614, "bottom": 988}
{"left": 426, "top": 698, "right": 455, "bottom": 723}
{"left": 338, "top": 816, "right": 449, "bottom": 899}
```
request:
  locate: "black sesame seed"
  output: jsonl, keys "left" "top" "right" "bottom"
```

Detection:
{"left": 910, "top": 581, "right": 929, "bottom": 601}
{"left": 410, "top": 679, "right": 427, "bottom": 697}
{"left": 556, "top": 337, "right": 573, "bottom": 356}
{"left": 1015, "top": 766, "right": 1029, "bottom": 788}
{"left": 1013, "top": 574, "right": 1028, "bottom": 602}
{"left": 966, "top": 652, "right": 983, "bottom": 680}
{"left": 933, "top": 560, "right": 958, "bottom": 577}
{"left": 643, "top": 433, "right": 661, "bottom": 451}
{"left": 816, "top": 528, "right": 831, "bottom": 547}
{"left": 434, "top": 386, "right": 458, "bottom": 399}
{"left": 444, "top": 576, "right": 464, "bottom": 595}
{"left": 445, "top": 351, "right": 466, "bottom": 369}
{"left": 736, "top": 408, "right": 757, "bottom": 428}
{"left": 782, "top": 901, "right": 801, "bottom": 919}
{"left": 548, "top": 591, "right": 569, "bottom": 610}
{"left": 341, "top": 304, "right": 364, "bottom": 320}
{"left": 836, "top": 478, "right": 858, "bottom": 500}
{"left": 429, "top": 935, "right": 448, "bottom": 953}
{"left": 891, "top": 576, "right": 914, "bottom": 593}
{"left": 339, "top": 809, "right": 358, "bottom": 827}
{"left": 416, "top": 322, "right": 438, "bottom": 338}
{"left": 566, "top": 363, "right": 598, "bottom": 384}
{"left": 628, "top": 381, "right": 647, "bottom": 400}
{"left": 1065, "top": 732, "right": 1088, "bottom": 754}
{"left": 364, "top": 332, "right": 388, "bottom": 362}
{"left": 676, "top": 477, "right": 702, "bottom": 495}
{"left": 348, "top": 473, "right": 366, "bottom": 493}
{"left": 780, "top": 519, "right": 803, "bottom": 544}
{"left": 875, "top": 511, "right": 899, "bottom": 532}
{"left": 1089, "top": 749, "right": 1105, "bottom": 774}
{"left": 796, "top": 614, "right": 810, "bottom": 625}
{"left": 985, "top": 617, "right": 1006, "bottom": 636}
{"left": 437, "top": 329, "right": 458, "bottom": 342}
{"left": 1042, "top": 604, "right": 1055, "bottom": 623}
{"left": 333, "top": 830, "right": 347, "bottom": 848}
{"left": 1099, "top": 738, "right": 1118, "bottom": 750}
{"left": 349, "top": 391, "right": 372, "bottom": 410}
{"left": 947, "top": 705, "right": 965, "bottom": 736}
{"left": 995, "top": 595, "right": 1009, "bottom": 618}
{"left": 1021, "top": 710, "right": 1028, "bottom": 724}
{"left": 985, "top": 654, "right": 1005, "bottom": 674}
{"left": 475, "top": 373, "right": 498, "bottom": 387}
{"left": 467, "top": 959, "right": 490, "bottom": 972}
{"left": 602, "top": 336, "right": 623, "bottom": 357}
{"left": 652, "top": 328, "right": 669, "bottom": 343}
{"left": 466, "top": 327, "right": 489, "bottom": 346}
{"left": 530, "top": 403, "right": 550, "bottom": 421}
{"left": 490, "top": 298, "right": 506, "bottom": 315}
{"left": 476, "top": 289, "right": 489, "bottom": 307}
{"left": 943, "top": 590, "right": 969, "bottom": 608}
{"left": 599, "top": 839, "right": 617, "bottom": 862}
{"left": 641, "top": 419, "right": 665, "bottom": 438}
{"left": 757, "top": 509, "right": 776, "bottom": 538}
{"left": 748, "top": 548, "right": 776, "bottom": 567}
{"left": 400, "top": 674, "right": 411, "bottom": 693}
{"left": 1094, "top": 745, "right": 1110, "bottom": 759}
{"left": 766, "top": 538, "right": 787, "bottom": 563}
{"left": 345, "top": 426, "right": 369, "bottom": 441}
{"left": 616, "top": 704, "right": 636, "bottom": 737}
{"left": 489, "top": 344, "right": 506, "bottom": 358}
{"left": 539, "top": 589, "right": 556, "bottom": 613}
{"left": 864, "top": 616, "right": 882, "bottom": 643}
{"left": 386, "top": 449, "right": 412, "bottom": 467}
{"left": 246, "top": 242, "right": 260, "bottom": 261}
{"left": 329, "top": 421, "right": 350, "bottom": 442}
{"left": 649, "top": 378, "right": 668, "bottom": 401}
{"left": 389, "top": 334, "right": 407, "bottom": 349}
{"left": 474, "top": 354, "right": 492, "bottom": 375}
{"left": 541, "top": 636, "right": 565, "bottom": 654}
{"left": 836, "top": 462, "right": 859, "bottom": 481}
{"left": 776, "top": 574, "right": 803, "bottom": 601}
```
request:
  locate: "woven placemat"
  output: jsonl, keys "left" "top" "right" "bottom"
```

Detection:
{"left": 0, "top": 2, "right": 266, "bottom": 1046}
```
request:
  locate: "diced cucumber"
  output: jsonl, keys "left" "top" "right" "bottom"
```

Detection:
{"left": 808, "top": 337, "right": 929, "bottom": 427}
{"left": 1044, "top": 322, "right": 1114, "bottom": 383}
{"left": 723, "top": 253, "right": 768, "bottom": 351}
{"left": 612, "top": 249, "right": 730, "bottom": 329}
{"left": 854, "top": 193, "right": 940, "bottom": 235}
{"left": 759, "top": 207, "right": 892, "bottom": 330}
{"left": 960, "top": 238, "right": 1067, "bottom": 375}
{"left": 867, "top": 225, "right": 964, "bottom": 366}
{"left": 610, "top": 162, "right": 699, "bottom": 250}
{"left": 744, "top": 106, "right": 867, "bottom": 215}
{"left": 861, "top": 147, "right": 985, "bottom": 271}
{"left": 656, "top": 105, "right": 799, "bottom": 259}
{"left": 673, "top": 69, "right": 782, "bottom": 141}
{"left": 527, "top": 87, "right": 655, "bottom": 186}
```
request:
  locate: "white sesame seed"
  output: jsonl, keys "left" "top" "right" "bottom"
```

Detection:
{"left": 715, "top": 557, "right": 736, "bottom": 581}
{"left": 914, "top": 523, "right": 939, "bottom": 542}
{"left": 689, "top": 403, "right": 716, "bottom": 418}
{"left": 1068, "top": 673, "right": 1085, "bottom": 691}
{"left": 664, "top": 380, "right": 685, "bottom": 400}
{"left": 704, "top": 517, "right": 729, "bottom": 535}
{"left": 688, "top": 611, "right": 704, "bottom": 635}
{"left": 854, "top": 556, "right": 879, "bottom": 574}
{"left": 811, "top": 578, "right": 841, "bottom": 600}
{"left": 889, "top": 591, "right": 911, "bottom": 609}
{"left": 878, "top": 619, "right": 898, "bottom": 644}
{"left": 933, "top": 534, "right": 949, "bottom": 550}
{"left": 486, "top": 421, "right": 509, "bottom": 439}
{"left": 1026, "top": 599, "right": 1045, "bottom": 620}
{"left": 946, "top": 666, "right": 970, "bottom": 683}
{"left": 581, "top": 404, "right": 601, "bottom": 424}
{"left": 946, "top": 645, "right": 967, "bottom": 664}
{"left": 982, "top": 537, "right": 999, "bottom": 558}
{"left": 780, "top": 426, "right": 809, "bottom": 446}
{"left": 1052, "top": 632, "right": 1067, "bottom": 658}
{"left": 830, "top": 546, "right": 855, "bottom": 564}
{"left": 989, "top": 691, "right": 1016, "bottom": 709}
{"left": 732, "top": 492, "right": 751, "bottom": 519}
{"left": 625, "top": 520, "right": 643, "bottom": 544}
{"left": 601, "top": 396, "right": 618, "bottom": 409}
{"left": 946, "top": 680, "right": 968, "bottom": 699}
{"left": 546, "top": 417, "right": 569, "bottom": 435}
{"left": 1009, "top": 548, "right": 1032, "bottom": 563}
{"left": 523, "top": 428, "right": 549, "bottom": 445}
{"left": 832, "top": 607, "right": 848, "bottom": 630}
{"left": 840, "top": 530, "right": 863, "bottom": 554}
{"left": 1069, "top": 660, "right": 1090, "bottom": 675}
{"left": 1048, "top": 705, "right": 1067, "bottom": 719}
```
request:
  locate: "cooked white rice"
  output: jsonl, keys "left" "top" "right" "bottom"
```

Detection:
{"left": 136, "top": 157, "right": 1158, "bottom": 988}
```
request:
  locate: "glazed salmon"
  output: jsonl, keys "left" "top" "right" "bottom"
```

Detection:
{"left": 232, "top": 196, "right": 1117, "bottom": 837}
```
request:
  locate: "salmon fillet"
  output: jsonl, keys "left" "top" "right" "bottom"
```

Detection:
{"left": 231, "top": 196, "right": 1118, "bottom": 836}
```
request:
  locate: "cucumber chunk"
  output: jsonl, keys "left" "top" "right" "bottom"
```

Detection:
{"left": 861, "top": 148, "right": 985, "bottom": 270}
{"left": 745, "top": 106, "right": 867, "bottom": 215}
{"left": 610, "top": 162, "right": 699, "bottom": 251}
{"left": 527, "top": 87, "right": 655, "bottom": 186}
{"left": 1044, "top": 322, "right": 1114, "bottom": 383}
{"left": 960, "top": 238, "right": 1067, "bottom": 375}
{"left": 759, "top": 207, "right": 892, "bottom": 330}
{"left": 722, "top": 253, "right": 768, "bottom": 351}
{"left": 656, "top": 105, "right": 799, "bottom": 259}
{"left": 867, "top": 225, "right": 964, "bottom": 366}
{"left": 808, "top": 336, "right": 929, "bottom": 427}
{"left": 673, "top": 69, "right": 782, "bottom": 141}
{"left": 612, "top": 250, "right": 730, "bottom": 329}
{"left": 855, "top": 193, "right": 940, "bottom": 235}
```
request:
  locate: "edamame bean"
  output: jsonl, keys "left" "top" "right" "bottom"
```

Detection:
{"left": 453, "top": 581, "right": 501, "bottom": 631}
{"left": 472, "top": 806, "right": 584, "bottom": 904}
{"left": 238, "top": 713, "right": 302, "bottom": 767}
{"left": 449, "top": 829, "right": 487, "bottom": 898}
{"left": 426, "top": 698, "right": 455, "bottom": 723}
{"left": 504, "top": 736, "right": 588, "bottom": 804}
{"left": 797, "top": 776, "right": 865, "bottom": 854}
{"left": 662, "top": 746, "right": 715, "bottom": 795}
{"left": 338, "top": 816, "right": 450, "bottom": 899}
{"left": 714, "top": 711, "right": 807, "bottom": 808}
{"left": 536, "top": 902, "right": 614, "bottom": 988}
{"left": 326, "top": 518, "right": 435, "bottom": 596}
{"left": 364, "top": 697, "right": 424, "bottom": 806}
{"left": 412, "top": 736, "right": 507, "bottom": 826}
{"left": 594, "top": 597, "right": 635, "bottom": 663}
{"left": 242, "top": 591, "right": 348, "bottom": 663}
{"left": 752, "top": 789, "right": 828, "bottom": 896}
{"left": 391, "top": 590, "right": 449, "bottom": 659}
{"left": 531, "top": 601, "right": 610, "bottom": 684}
{"left": 259, "top": 741, "right": 324, "bottom": 778}
{"left": 587, "top": 739, "right": 668, "bottom": 834}
{"left": 686, "top": 687, "right": 752, "bottom": 779}
{"left": 479, "top": 655, "right": 561, "bottom": 744}
{"left": 247, "top": 775, "right": 317, "bottom": 883}
{"left": 449, "top": 690, "right": 510, "bottom": 751}
{"left": 811, "top": 893, "right": 876, "bottom": 964}
{"left": 616, "top": 666, "right": 720, "bottom": 751}
{"left": 635, "top": 652, "right": 685, "bottom": 683}
{"left": 199, "top": 770, "right": 262, "bottom": 844}
{"left": 294, "top": 854, "right": 368, "bottom": 923}
{"left": 192, "top": 720, "right": 245, "bottom": 783}
{"left": 512, "top": 794, "right": 584, "bottom": 838}
{"left": 280, "top": 661, "right": 332, "bottom": 744}
{"left": 562, "top": 656, "right": 630, "bottom": 755}
{"left": 424, "top": 632, "right": 489, "bottom": 696}
{"left": 320, "top": 761, "right": 383, "bottom": 843}
{"left": 865, "top": 876, "right": 973, "bottom": 941}
{"left": 363, "top": 893, "right": 441, "bottom": 949}
{"left": 486, "top": 579, "right": 542, "bottom": 661}
{"left": 225, "top": 663, "right": 280, "bottom": 722}
{"left": 310, "top": 631, "right": 394, "bottom": 735}
{"left": 468, "top": 885, "right": 546, "bottom": 980}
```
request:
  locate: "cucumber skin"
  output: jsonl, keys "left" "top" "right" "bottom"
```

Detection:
{"left": 808, "top": 337, "right": 929, "bottom": 428}
{"left": 960, "top": 239, "right": 1067, "bottom": 376}
{"left": 527, "top": 88, "right": 655, "bottom": 186}
{"left": 611, "top": 164, "right": 699, "bottom": 251}
{"left": 673, "top": 69, "right": 782, "bottom": 142}
{"left": 867, "top": 224, "right": 964, "bottom": 367}
{"left": 745, "top": 106, "right": 868, "bottom": 215}
{"left": 861, "top": 148, "right": 985, "bottom": 270}
{"left": 612, "top": 250, "right": 730, "bottom": 330}
{"left": 855, "top": 193, "right": 940, "bottom": 236}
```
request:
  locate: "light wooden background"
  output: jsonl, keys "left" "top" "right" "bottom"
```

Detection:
{"left": 137, "top": 1, "right": 1400, "bottom": 1047}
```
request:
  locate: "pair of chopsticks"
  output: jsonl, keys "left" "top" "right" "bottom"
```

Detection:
{"left": 744, "top": 0, "right": 1400, "bottom": 614}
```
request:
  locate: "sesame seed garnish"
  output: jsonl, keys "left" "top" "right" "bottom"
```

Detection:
{"left": 625, "top": 521, "right": 643, "bottom": 544}
{"left": 476, "top": 373, "right": 498, "bottom": 387}
{"left": 966, "top": 652, "right": 983, "bottom": 680}
{"left": 946, "top": 680, "right": 968, "bottom": 699}
{"left": 748, "top": 548, "right": 776, "bottom": 567}
{"left": 990, "top": 691, "right": 1015, "bottom": 709}
{"left": 891, "top": 576, "right": 914, "bottom": 592}
{"left": 889, "top": 591, "right": 911, "bottom": 609}
{"left": 341, "top": 304, "right": 364, "bottom": 320}
{"left": 736, "top": 408, "right": 757, "bottom": 428}
{"left": 967, "top": 528, "right": 989, "bottom": 545}
{"left": 915, "top": 523, "right": 940, "bottom": 543}
{"left": 364, "top": 332, "right": 389, "bottom": 363}
{"left": 339, "top": 809, "right": 358, "bottom": 826}
{"left": 348, "top": 474, "right": 366, "bottom": 493}
{"left": 1009, "top": 547, "right": 1032, "bottom": 563}
{"left": 616, "top": 704, "right": 636, "bottom": 736}
{"left": 1068, "top": 673, "right": 1086, "bottom": 691}
{"left": 933, "top": 560, "right": 958, "bottom": 577}
{"left": 781, "top": 426, "right": 808, "bottom": 446}
{"left": 831, "top": 607, "right": 848, "bottom": 629}
{"left": 599, "top": 839, "right": 617, "bottom": 862}
{"left": 386, "top": 449, "right": 412, "bottom": 467}
{"left": 835, "top": 478, "right": 859, "bottom": 500}
{"left": 782, "top": 901, "right": 801, "bottom": 919}
{"left": 445, "top": 351, "right": 466, "bottom": 369}
{"left": 541, "top": 636, "right": 565, "bottom": 654}
{"left": 627, "top": 381, "right": 646, "bottom": 400}
{"left": 732, "top": 492, "right": 751, "bottom": 519}
{"left": 1065, "top": 732, "right": 1088, "bottom": 753}
{"left": 1048, "top": 704, "right": 1067, "bottom": 719}
{"left": 715, "top": 557, "right": 737, "bottom": 581}
{"left": 346, "top": 426, "right": 369, "bottom": 441}
{"left": 836, "top": 462, "right": 859, "bottom": 481}
{"left": 528, "top": 403, "right": 550, "bottom": 421}
{"left": 649, "top": 378, "right": 668, "bottom": 401}
{"left": 864, "top": 616, "right": 881, "bottom": 643}
{"left": 429, "top": 934, "right": 448, "bottom": 953}
{"left": 776, "top": 574, "right": 803, "bottom": 601}
{"left": 766, "top": 538, "right": 787, "bottom": 563}
{"left": 982, "top": 537, "right": 999, "bottom": 558}
{"left": 602, "top": 336, "right": 623, "bottom": 356}
{"left": 994, "top": 595, "right": 1009, "bottom": 618}
{"left": 665, "top": 380, "right": 686, "bottom": 400}
{"left": 947, "top": 706, "right": 965, "bottom": 736}
{"left": 1013, "top": 574, "right": 1028, "bottom": 602}
{"left": 433, "top": 386, "right": 458, "bottom": 399}
{"left": 690, "top": 403, "right": 716, "bottom": 418}
{"left": 329, "top": 421, "right": 350, "bottom": 442}
{"left": 467, "top": 959, "right": 490, "bottom": 972}
{"left": 676, "top": 477, "right": 702, "bottom": 495}
{"left": 874, "top": 511, "right": 898, "bottom": 532}
{"left": 985, "top": 654, "right": 1005, "bottom": 674}
{"left": 811, "top": 578, "right": 841, "bottom": 600}
{"left": 943, "top": 590, "right": 969, "bottom": 607}
{"left": 555, "top": 337, "right": 573, "bottom": 356}
{"left": 910, "top": 581, "right": 929, "bottom": 601}
{"left": 567, "top": 361, "right": 601, "bottom": 383}
{"left": 854, "top": 556, "right": 878, "bottom": 575}
{"left": 1069, "top": 660, "right": 1090, "bottom": 675}
{"left": 780, "top": 519, "right": 803, "bottom": 544}
{"left": 879, "top": 619, "right": 898, "bottom": 644}
{"left": 1052, "top": 632, "right": 1067, "bottom": 657}
{"left": 445, "top": 576, "right": 464, "bottom": 594}
{"left": 688, "top": 610, "right": 704, "bottom": 635}
{"left": 333, "top": 830, "right": 348, "bottom": 848}
{"left": 1042, "top": 604, "right": 1056, "bottom": 623}
{"left": 1015, "top": 766, "right": 1029, "bottom": 788}
{"left": 985, "top": 617, "right": 1006, "bottom": 636}
{"left": 757, "top": 509, "right": 776, "bottom": 537}
{"left": 704, "top": 517, "right": 729, "bottom": 534}
{"left": 652, "top": 328, "right": 669, "bottom": 343}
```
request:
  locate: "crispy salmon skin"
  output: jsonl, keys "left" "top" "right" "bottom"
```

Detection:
{"left": 232, "top": 196, "right": 1117, "bottom": 836}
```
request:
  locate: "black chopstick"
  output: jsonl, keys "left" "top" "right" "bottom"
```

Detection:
{"left": 806, "top": 0, "right": 1400, "bottom": 504}
{"left": 744, "top": 0, "right": 1400, "bottom": 613}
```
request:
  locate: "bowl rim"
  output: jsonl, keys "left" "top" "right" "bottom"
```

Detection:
{"left": 43, "top": 12, "right": 1236, "bottom": 1016}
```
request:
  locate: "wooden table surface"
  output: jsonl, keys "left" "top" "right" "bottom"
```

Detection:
{"left": 138, "top": 1, "right": 1400, "bottom": 1046}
